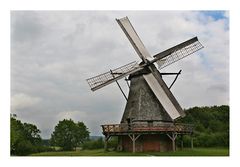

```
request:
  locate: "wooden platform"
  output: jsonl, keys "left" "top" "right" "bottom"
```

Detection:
{"left": 101, "top": 123, "right": 194, "bottom": 153}
{"left": 101, "top": 123, "right": 193, "bottom": 135}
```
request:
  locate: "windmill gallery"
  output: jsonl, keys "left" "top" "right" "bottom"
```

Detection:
{"left": 86, "top": 17, "right": 204, "bottom": 153}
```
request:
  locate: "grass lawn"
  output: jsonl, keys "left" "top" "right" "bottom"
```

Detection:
{"left": 30, "top": 147, "right": 229, "bottom": 156}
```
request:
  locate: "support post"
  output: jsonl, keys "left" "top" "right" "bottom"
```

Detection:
{"left": 168, "top": 70, "right": 182, "bottom": 89}
{"left": 133, "top": 135, "right": 136, "bottom": 153}
{"left": 191, "top": 135, "right": 194, "bottom": 150}
{"left": 167, "top": 133, "right": 178, "bottom": 152}
{"left": 110, "top": 70, "right": 128, "bottom": 101}
{"left": 104, "top": 135, "right": 110, "bottom": 152}
{"left": 117, "top": 136, "right": 123, "bottom": 151}
{"left": 128, "top": 134, "right": 141, "bottom": 153}
{"left": 172, "top": 138, "right": 176, "bottom": 152}
{"left": 104, "top": 139, "right": 107, "bottom": 152}
{"left": 181, "top": 135, "right": 184, "bottom": 150}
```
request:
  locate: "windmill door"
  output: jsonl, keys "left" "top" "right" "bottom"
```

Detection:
{"left": 143, "top": 135, "right": 160, "bottom": 152}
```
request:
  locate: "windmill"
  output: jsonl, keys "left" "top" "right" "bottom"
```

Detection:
{"left": 86, "top": 17, "right": 203, "bottom": 152}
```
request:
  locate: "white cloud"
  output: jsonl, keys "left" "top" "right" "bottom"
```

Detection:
{"left": 57, "top": 110, "right": 87, "bottom": 121}
{"left": 11, "top": 93, "right": 41, "bottom": 111}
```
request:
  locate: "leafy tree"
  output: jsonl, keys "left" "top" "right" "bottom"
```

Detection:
{"left": 50, "top": 119, "right": 90, "bottom": 151}
{"left": 11, "top": 116, "right": 25, "bottom": 155}
{"left": 11, "top": 115, "right": 43, "bottom": 155}
{"left": 22, "top": 123, "right": 42, "bottom": 145}
{"left": 75, "top": 122, "right": 90, "bottom": 146}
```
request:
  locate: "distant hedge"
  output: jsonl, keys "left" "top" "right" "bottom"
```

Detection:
{"left": 82, "top": 138, "right": 104, "bottom": 150}
{"left": 82, "top": 137, "right": 118, "bottom": 150}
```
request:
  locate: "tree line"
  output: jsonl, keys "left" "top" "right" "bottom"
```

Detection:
{"left": 11, "top": 116, "right": 90, "bottom": 155}
{"left": 177, "top": 105, "right": 229, "bottom": 147}
{"left": 11, "top": 105, "right": 229, "bottom": 155}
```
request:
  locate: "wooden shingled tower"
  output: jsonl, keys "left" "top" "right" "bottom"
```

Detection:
{"left": 86, "top": 16, "right": 203, "bottom": 152}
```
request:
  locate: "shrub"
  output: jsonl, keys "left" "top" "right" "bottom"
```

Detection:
{"left": 82, "top": 138, "right": 104, "bottom": 150}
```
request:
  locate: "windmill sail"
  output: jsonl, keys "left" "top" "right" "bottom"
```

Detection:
{"left": 153, "top": 37, "right": 203, "bottom": 69}
{"left": 143, "top": 72, "right": 185, "bottom": 120}
{"left": 86, "top": 61, "right": 143, "bottom": 91}
{"left": 116, "top": 17, "right": 151, "bottom": 62}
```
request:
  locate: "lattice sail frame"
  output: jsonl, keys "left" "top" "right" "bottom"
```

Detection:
{"left": 87, "top": 38, "right": 203, "bottom": 91}
{"left": 155, "top": 39, "right": 203, "bottom": 69}
{"left": 87, "top": 61, "right": 141, "bottom": 91}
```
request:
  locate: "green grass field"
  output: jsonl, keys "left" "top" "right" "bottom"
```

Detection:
{"left": 30, "top": 147, "right": 229, "bottom": 156}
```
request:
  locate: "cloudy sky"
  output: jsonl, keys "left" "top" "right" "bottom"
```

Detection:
{"left": 11, "top": 11, "right": 229, "bottom": 138}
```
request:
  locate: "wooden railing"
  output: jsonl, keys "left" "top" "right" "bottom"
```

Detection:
{"left": 101, "top": 123, "right": 194, "bottom": 134}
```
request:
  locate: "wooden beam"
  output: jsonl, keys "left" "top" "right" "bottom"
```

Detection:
{"left": 110, "top": 70, "right": 128, "bottom": 101}
{"left": 181, "top": 135, "right": 184, "bottom": 150}
{"left": 167, "top": 133, "right": 178, "bottom": 152}
{"left": 104, "top": 135, "right": 111, "bottom": 152}
{"left": 117, "top": 136, "right": 123, "bottom": 151}
{"left": 169, "top": 70, "right": 182, "bottom": 89}
{"left": 133, "top": 134, "right": 136, "bottom": 153}
{"left": 191, "top": 136, "right": 194, "bottom": 149}
{"left": 128, "top": 134, "right": 141, "bottom": 153}
{"left": 135, "top": 134, "right": 141, "bottom": 141}
{"left": 128, "top": 134, "right": 132, "bottom": 141}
